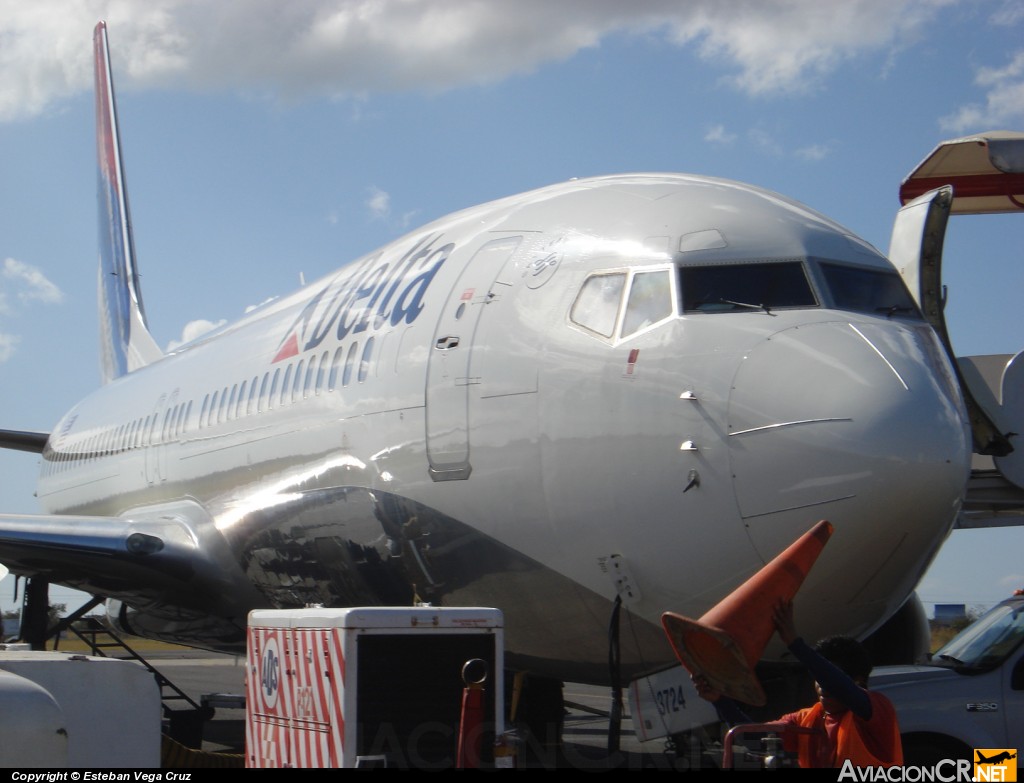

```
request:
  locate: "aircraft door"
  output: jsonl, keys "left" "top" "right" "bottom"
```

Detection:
{"left": 889, "top": 186, "right": 1011, "bottom": 456}
{"left": 426, "top": 237, "right": 521, "bottom": 480}
{"left": 144, "top": 392, "right": 168, "bottom": 485}
{"left": 145, "top": 390, "right": 178, "bottom": 485}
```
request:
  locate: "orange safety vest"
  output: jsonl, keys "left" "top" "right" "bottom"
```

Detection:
{"left": 794, "top": 691, "right": 903, "bottom": 768}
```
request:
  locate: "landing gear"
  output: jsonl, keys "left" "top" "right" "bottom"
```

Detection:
{"left": 13, "top": 577, "right": 105, "bottom": 650}
{"left": 506, "top": 671, "right": 565, "bottom": 752}
{"left": 19, "top": 577, "right": 50, "bottom": 650}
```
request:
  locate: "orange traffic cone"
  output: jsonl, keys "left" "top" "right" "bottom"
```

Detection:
{"left": 662, "top": 519, "right": 834, "bottom": 706}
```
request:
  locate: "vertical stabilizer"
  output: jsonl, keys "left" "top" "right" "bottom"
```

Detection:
{"left": 94, "top": 21, "right": 163, "bottom": 383}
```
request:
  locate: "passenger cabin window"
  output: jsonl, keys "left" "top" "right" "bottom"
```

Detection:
{"left": 267, "top": 370, "right": 279, "bottom": 411}
{"left": 292, "top": 360, "right": 305, "bottom": 403}
{"left": 235, "top": 381, "right": 247, "bottom": 418}
{"left": 246, "top": 377, "right": 258, "bottom": 416}
{"left": 682, "top": 262, "right": 816, "bottom": 313}
{"left": 303, "top": 356, "right": 316, "bottom": 399}
{"left": 245, "top": 376, "right": 258, "bottom": 415}
{"left": 359, "top": 338, "right": 375, "bottom": 383}
{"left": 280, "top": 365, "right": 293, "bottom": 406}
{"left": 218, "top": 386, "right": 230, "bottom": 423}
{"left": 343, "top": 342, "right": 358, "bottom": 387}
{"left": 316, "top": 350, "right": 329, "bottom": 394}
{"left": 328, "top": 347, "right": 344, "bottom": 391}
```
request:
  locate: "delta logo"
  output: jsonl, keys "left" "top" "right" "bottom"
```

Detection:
{"left": 974, "top": 749, "right": 1017, "bottom": 782}
{"left": 273, "top": 233, "right": 455, "bottom": 363}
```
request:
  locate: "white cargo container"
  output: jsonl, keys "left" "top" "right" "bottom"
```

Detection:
{"left": 0, "top": 668, "right": 68, "bottom": 767}
{"left": 246, "top": 606, "right": 505, "bottom": 769}
{"left": 0, "top": 650, "right": 162, "bottom": 767}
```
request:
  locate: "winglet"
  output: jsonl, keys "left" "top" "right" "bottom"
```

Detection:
{"left": 94, "top": 21, "right": 162, "bottom": 383}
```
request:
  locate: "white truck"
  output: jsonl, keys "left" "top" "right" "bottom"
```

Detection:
{"left": 0, "top": 646, "right": 162, "bottom": 767}
{"left": 869, "top": 591, "right": 1024, "bottom": 767}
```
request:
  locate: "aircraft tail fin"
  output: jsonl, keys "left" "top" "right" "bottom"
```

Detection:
{"left": 94, "top": 21, "right": 163, "bottom": 383}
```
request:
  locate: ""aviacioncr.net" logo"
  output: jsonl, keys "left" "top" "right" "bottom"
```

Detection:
{"left": 974, "top": 748, "right": 1018, "bottom": 782}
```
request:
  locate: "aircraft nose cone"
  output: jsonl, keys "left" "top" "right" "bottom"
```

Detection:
{"left": 727, "top": 320, "right": 971, "bottom": 608}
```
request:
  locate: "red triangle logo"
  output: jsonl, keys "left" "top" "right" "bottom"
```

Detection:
{"left": 272, "top": 333, "right": 300, "bottom": 363}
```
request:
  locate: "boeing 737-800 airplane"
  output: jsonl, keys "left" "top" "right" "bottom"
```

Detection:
{"left": 0, "top": 23, "right": 980, "bottom": 720}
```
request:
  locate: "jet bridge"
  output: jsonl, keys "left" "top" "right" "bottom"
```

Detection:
{"left": 889, "top": 131, "right": 1024, "bottom": 527}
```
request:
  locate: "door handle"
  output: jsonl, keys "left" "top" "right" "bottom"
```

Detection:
{"left": 435, "top": 336, "right": 460, "bottom": 350}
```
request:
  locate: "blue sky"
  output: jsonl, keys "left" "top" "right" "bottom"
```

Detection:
{"left": 1, "top": 0, "right": 1023, "bottom": 621}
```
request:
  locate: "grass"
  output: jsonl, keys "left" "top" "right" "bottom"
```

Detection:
{"left": 929, "top": 625, "right": 960, "bottom": 653}
{"left": 43, "top": 631, "right": 195, "bottom": 654}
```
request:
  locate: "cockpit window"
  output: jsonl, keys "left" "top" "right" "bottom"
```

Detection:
{"left": 622, "top": 270, "right": 673, "bottom": 338}
{"left": 571, "top": 273, "right": 626, "bottom": 337}
{"left": 819, "top": 262, "right": 921, "bottom": 318}
{"left": 682, "top": 262, "right": 816, "bottom": 313}
{"left": 570, "top": 267, "right": 676, "bottom": 341}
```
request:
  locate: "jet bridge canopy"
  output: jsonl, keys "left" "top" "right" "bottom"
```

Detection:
{"left": 899, "top": 130, "right": 1024, "bottom": 214}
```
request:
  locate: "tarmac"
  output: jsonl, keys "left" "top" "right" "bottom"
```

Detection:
{"left": 148, "top": 650, "right": 717, "bottom": 770}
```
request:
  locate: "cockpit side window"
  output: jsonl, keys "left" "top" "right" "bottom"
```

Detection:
{"left": 682, "top": 262, "right": 816, "bottom": 313}
{"left": 570, "top": 273, "right": 626, "bottom": 337}
{"left": 622, "top": 270, "right": 673, "bottom": 338}
{"left": 819, "top": 262, "right": 922, "bottom": 318}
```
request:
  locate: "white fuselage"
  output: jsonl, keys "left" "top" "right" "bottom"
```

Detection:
{"left": 35, "top": 174, "right": 971, "bottom": 684}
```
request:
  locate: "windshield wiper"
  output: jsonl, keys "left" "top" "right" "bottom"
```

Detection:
{"left": 720, "top": 299, "right": 774, "bottom": 315}
{"left": 877, "top": 305, "right": 914, "bottom": 318}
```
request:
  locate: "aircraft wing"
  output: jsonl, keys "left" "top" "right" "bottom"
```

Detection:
{"left": 0, "top": 429, "right": 49, "bottom": 454}
{"left": 0, "top": 512, "right": 207, "bottom": 606}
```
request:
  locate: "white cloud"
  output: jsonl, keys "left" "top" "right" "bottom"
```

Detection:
{"left": 747, "top": 127, "right": 784, "bottom": 157}
{"left": 661, "top": 0, "right": 946, "bottom": 96}
{"left": 705, "top": 124, "right": 737, "bottom": 145}
{"left": 3, "top": 258, "right": 64, "bottom": 305}
{"left": 0, "top": 333, "right": 18, "bottom": 363}
{"left": 941, "top": 50, "right": 1024, "bottom": 133}
{"left": 992, "top": 1, "right": 1024, "bottom": 27}
{"left": 0, "top": 0, "right": 951, "bottom": 122}
{"left": 398, "top": 209, "right": 421, "bottom": 229}
{"left": 794, "top": 143, "right": 830, "bottom": 161}
{"left": 708, "top": 126, "right": 829, "bottom": 160}
{"left": 0, "top": 258, "right": 62, "bottom": 364}
{"left": 166, "top": 318, "right": 226, "bottom": 351}
{"left": 366, "top": 186, "right": 391, "bottom": 219}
